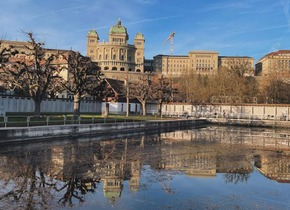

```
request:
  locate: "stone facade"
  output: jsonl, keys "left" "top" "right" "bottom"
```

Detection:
{"left": 87, "top": 19, "right": 145, "bottom": 79}
{"left": 218, "top": 56, "right": 255, "bottom": 75}
{"left": 255, "top": 50, "right": 290, "bottom": 76}
{"left": 153, "top": 51, "right": 258, "bottom": 77}
{"left": 153, "top": 51, "right": 219, "bottom": 77}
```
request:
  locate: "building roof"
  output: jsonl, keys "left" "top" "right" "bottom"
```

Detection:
{"left": 104, "top": 78, "right": 125, "bottom": 96}
{"left": 109, "top": 19, "right": 128, "bottom": 36}
{"left": 219, "top": 56, "right": 253, "bottom": 59}
{"left": 153, "top": 54, "right": 188, "bottom": 58}
{"left": 87, "top": 30, "right": 99, "bottom": 38}
{"left": 267, "top": 49, "right": 290, "bottom": 56}
{"left": 258, "top": 49, "right": 290, "bottom": 62}
{"left": 134, "top": 32, "right": 144, "bottom": 39}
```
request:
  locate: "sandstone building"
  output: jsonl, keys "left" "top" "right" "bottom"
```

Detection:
{"left": 87, "top": 19, "right": 147, "bottom": 81}
{"left": 255, "top": 50, "right": 290, "bottom": 76}
{"left": 153, "top": 51, "right": 219, "bottom": 77}
{"left": 218, "top": 56, "right": 255, "bottom": 76}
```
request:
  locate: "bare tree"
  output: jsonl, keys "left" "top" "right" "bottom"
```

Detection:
{"left": 151, "top": 75, "right": 173, "bottom": 116}
{"left": 62, "top": 50, "right": 104, "bottom": 116}
{"left": 128, "top": 77, "right": 152, "bottom": 116}
{"left": 0, "top": 33, "right": 63, "bottom": 116}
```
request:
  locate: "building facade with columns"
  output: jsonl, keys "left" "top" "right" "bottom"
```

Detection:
{"left": 87, "top": 19, "right": 146, "bottom": 81}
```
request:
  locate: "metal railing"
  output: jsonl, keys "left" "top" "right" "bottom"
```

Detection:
{"left": 0, "top": 115, "right": 141, "bottom": 128}
{"left": 0, "top": 113, "right": 168, "bottom": 128}
{"left": 162, "top": 111, "right": 289, "bottom": 121}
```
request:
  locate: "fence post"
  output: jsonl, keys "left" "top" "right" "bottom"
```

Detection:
{"left": 4, "top": 116, "right": 8, "bottom": 127}
{"left": 27, "top": 116, "right": 30, "bottom": 127}
{"left": 63, "top": 115, "right": 66, "bottom": 125}
{"left": 46, "top": 116, "right": 49, "bottom": 126}
{"left": 78, "top": 116, "right": 81, "bottom": 124}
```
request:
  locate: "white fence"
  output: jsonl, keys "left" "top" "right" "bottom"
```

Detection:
{"left": 162, "top": 103, "right": 290, "bottom": 120}
{"left": 0, "top": 96, "right": 102, "bottom": 114}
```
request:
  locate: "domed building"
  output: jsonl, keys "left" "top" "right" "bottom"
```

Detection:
{"left": 87, "top": 19, "right": 145, "bottom": 79}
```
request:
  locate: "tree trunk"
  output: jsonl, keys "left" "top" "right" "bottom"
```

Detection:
{"left": 142, "top": 102, "right": 146, "bottom": 116}
{"left": 158, "top": 99, "right": 163, "bottom": 116}
{"left": 73, "top": 93, "right": 81, "bottom": 123}
{"left": 126, "top": 95, "right": 129, "bottom": 117}
{"left": 33, "top": 98, "right": 41, "bottom": 116}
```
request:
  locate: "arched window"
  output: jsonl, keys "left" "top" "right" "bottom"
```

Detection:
{"left": 120, "top": 67, "right": 125, "bottom": 71}
{"left": 128, "top": 68, "right": 132, "bottom": 71}
{"left": 112, "top": 66, "right": 117, "bottom": 71}
{"left": 104, "top": 66, "right": 109, "bottom": 70}
{"left": 136, "top": 69, "right": 141, "bottom": 72}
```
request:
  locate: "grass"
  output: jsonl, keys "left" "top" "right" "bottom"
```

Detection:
{"left": 0, "top": 113, "right": 165, "bottom": 127}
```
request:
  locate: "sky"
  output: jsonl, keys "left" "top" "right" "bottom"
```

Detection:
{"left": 1, "top": 0, "right": 290, "bottom": 63}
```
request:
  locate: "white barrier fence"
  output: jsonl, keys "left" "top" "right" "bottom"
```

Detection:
{"left": 162, "top": 104, "right": 290, "bottom": 121}
{"left": 0, "top": 96, "right": 102, "bottom": 113}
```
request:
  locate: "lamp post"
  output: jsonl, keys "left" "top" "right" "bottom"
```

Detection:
{"left": 126, "top": 72, "right": 129, "bottom": 117}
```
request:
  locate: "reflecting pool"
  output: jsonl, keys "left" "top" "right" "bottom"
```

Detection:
{"left": 1, "top": 126, "right": 290, "bottom": 209}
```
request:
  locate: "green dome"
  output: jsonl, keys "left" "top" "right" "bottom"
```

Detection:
{"left": 134, "top": 32, "right": 144, "bottom": 39}
{"left": 103, "top": 190, "right": 121, "bottom": 204}
{"left": 109, "top": 19, "right": 128, "bottom": 37}
{"left": 88, "top": 30, "right": 99, "bottom": 37}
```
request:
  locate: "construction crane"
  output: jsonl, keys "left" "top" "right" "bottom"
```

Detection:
{"left": 162, "top": 32, "right": 175, "bottom": 55}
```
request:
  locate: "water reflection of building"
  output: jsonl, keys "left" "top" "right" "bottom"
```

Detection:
{"left": 102, "top": 161, "right": 123, "bottom": 204}
{"left": 99, "top": 139, "right": 142, "bottom": 203}
{"left": 158, "top": 132, "right": 217, "bottom": 177}
{"left": 46, "top": 139, "right": 142, "bottom": 204}
{"left": 160, "top": 129, "right": 254, "bottom": 176}
{"left": 255, "top": 151, "right": 290, "bottom": 183}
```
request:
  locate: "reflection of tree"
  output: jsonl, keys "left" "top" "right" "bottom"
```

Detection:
{"left": 0, "top": 150, "right": 56, "bottom": 210}
{"left": 56, "top": 177, "right": 97, "bottom": 207}
{"left": 223, "top": 169, "right": 251, "bottom": 184}
{"left": 160, "top": 175, "right": 173, "bottom": 194}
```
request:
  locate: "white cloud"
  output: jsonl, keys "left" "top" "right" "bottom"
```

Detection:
{"left": 282, "top": 0, "right": 290, "bottom": 28}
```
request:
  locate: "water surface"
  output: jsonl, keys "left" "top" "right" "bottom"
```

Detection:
{"left": 1, "top": 126, "right": 290, "bottom": 209}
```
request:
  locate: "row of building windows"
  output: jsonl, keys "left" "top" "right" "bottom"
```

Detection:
{"left": 112, "top": 38, "right": 124, "bottom": 43}
{"left": 163, "top": 64, "right": 188, "bottom": 68}
{"left": 102, "top": 67, "right": 142, "bottom": 72}
{"left": 194, "top": 64, "right": 214, "bottom": 68}
{"left": 93, "top": 54, "right": 132, "bottom": 61}
{"left": 195, "top": 55, "right": 212, "bottom": 58}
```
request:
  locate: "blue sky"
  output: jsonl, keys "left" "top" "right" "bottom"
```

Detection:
{"left": 1, "top": 0, "right": 290, "bottom": 63}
